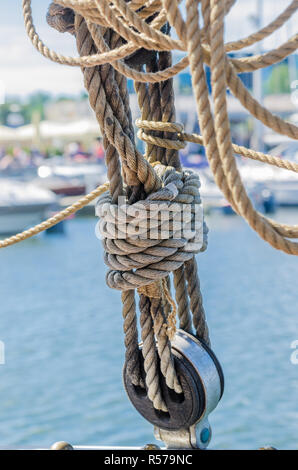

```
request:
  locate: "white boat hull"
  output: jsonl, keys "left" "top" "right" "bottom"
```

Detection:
{"left": 0, "top": 204, "right": 51, "bottom": 235}
{"left": 239, "top": 165, "right": 298, "bottom": 207}
{"left": 265, "top": 183, "right": 298, "bottom": 206}
{"left": 0, "top": 179, "right": 57, "bottom": 235}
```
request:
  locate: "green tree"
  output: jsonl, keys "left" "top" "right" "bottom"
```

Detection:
{"left": 265, "top": 64, "right": 290, "bottom": 94}
{"left": 22, "top": 91, "right": 52, "bottom": 123}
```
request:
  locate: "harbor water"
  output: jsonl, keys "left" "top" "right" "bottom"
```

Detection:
{"left": 0, "top": 209, "right": 298, "bottom": 450}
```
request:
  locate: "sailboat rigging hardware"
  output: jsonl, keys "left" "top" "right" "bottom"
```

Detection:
{"left": 0, "top": 0, "right": 294, "bottom": 450}
{"left": 125, "top": 330, "right": 224, "bottom": 449}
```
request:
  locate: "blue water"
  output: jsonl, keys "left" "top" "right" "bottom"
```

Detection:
{"left": 0, "top": 210, "right": 298, "bottom": 450}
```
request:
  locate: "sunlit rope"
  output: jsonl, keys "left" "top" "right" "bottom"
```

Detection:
{"left": 2, "top": 121, "right": 298, "bottom": 250}
{"left": 14, "top": 0, "right": 298, "bottom": 416}
{"left": 19, "top": 0, "right": 298, "bottom": 255}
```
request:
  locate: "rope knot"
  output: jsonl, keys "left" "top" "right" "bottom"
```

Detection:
{"left": 47, "top": 3, "right": 75, "bottom": 34}
{"left": 136, "top": 119, "right": 187, "bottom": 150}
{"left": 96, "top": 164, "right": 208, "bottom": 291}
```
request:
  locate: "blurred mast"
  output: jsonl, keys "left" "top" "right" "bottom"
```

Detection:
{"left": 32, "top": 110, "right": 41, "bottom": 149}
{"left": 251, "top": 0, "right": 264, "bottom": 152}
{"left": 287, "top": 16, "right": 297, "bottom": 86}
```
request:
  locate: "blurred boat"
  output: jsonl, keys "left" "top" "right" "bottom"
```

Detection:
{"left": 0, "top": 119, "right": 101, "bottom": 146}
{"left": 199, "top": 173, "right": 228, "bottom": 213}
{"left": 218, "top": 140, "right": 298, "bottom": 208}
{"left": 239, "top": 160, "right": 298, "bottom": 206}
{"left": 0, "top": 180, "right": 57, "bottom": 235}
{"left": 33, "top": 162, "right": 106, "bottom": 197}
{"left": 199, "top": 171, "right": 276, "bottom": 214}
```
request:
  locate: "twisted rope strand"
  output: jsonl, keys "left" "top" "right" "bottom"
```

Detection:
{"left": 226, "top": 0, "right": 298, "bottom": 51}
{"left": 0, "top": 183, "right": 109, "bottom": 249}
{"left": 24, "top": 0, "right": 298, "bottom": 80}
{"left": 209, "top": 0, "right": 298, "bottom": 255}
{"left": 18, "top": 0, "right": 298, "bottom": 416}
{"left": 3, "top": 126, "right": 298, "bottom": 251}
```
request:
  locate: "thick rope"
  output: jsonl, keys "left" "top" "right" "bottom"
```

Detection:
{"left": 3, "top": 122, "right": 298, "bottom": 250}
{"left": 136, "top": 120, "right": 298, "bottom": 173}
{"left": 23, "top": 0, "right": 298, "bottom": 79}
{"left": 185, "top": 0, "right": 298, "bottom": 255}
{"left": 122, "top": 289, "right": 144, "bottom": 388}
{"left": 97, "top": 165, "right": 206, "bottom": 290}
{"left": 18, "top": 0, "right": 298, "bottom": 414}
{"left": 75, "top": 13, "right": 185, "bottom": 402}
{"left": 139, "top": 293, "right": 168, "bottom": 411}
{"left": 134, "top": 55, "right": 177, "bottom": 404}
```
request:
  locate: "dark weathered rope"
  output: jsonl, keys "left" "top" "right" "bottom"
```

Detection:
{"left": 75, "top": 15, "right": 144, "bottom": 386}
{"left": 139, "top": 294, "right": 168, "bottom": 411}
{"left": 45, "top": 3, "right": 210, "bottom": 412}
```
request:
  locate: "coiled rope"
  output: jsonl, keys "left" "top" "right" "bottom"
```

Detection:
{"left": 6, "top": 0, "right": 298, "bottom": 411}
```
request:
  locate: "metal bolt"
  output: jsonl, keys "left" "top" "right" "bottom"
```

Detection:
{"left": 142, "top": 443, "right": 160, "bottom": 450}
{"left": 51, "top": 441, "right": 74, "bottom": 450}
{"left": 259, "top": 446, "right": 277, "bottom": 450}
{"left": 200, "top": 428, "right": 210, "bottom": 444}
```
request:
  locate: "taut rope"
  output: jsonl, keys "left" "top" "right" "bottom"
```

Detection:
{"left": 4, "top": 0, "right": 296, "bottom": 411}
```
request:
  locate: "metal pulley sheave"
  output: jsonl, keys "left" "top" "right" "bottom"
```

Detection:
{"left": 123, "top": 330, "right": 224, "bottom": 449}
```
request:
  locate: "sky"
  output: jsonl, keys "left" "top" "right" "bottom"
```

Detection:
{"left": 0, "top": 0, "right": 297, "bottom": 98}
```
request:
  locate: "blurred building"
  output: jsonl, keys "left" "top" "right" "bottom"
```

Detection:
{"left": 45, "top": 99, "right": 94, "bottom": 123}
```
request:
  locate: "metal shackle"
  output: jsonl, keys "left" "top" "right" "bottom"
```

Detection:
{"left": 155, "top": 330, "right": 224, "bottom": 449}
